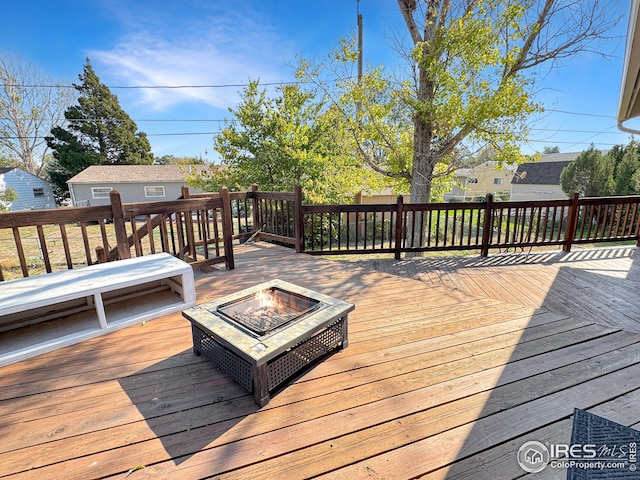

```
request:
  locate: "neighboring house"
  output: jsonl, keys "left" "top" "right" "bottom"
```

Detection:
{"left": 66, "top": 165, "right": 210, "bottom": 207}
{"left": 444, "top": 161, "right": 517, "bottom": 202}
{"left": 356, "top": 187, "right": 399, "bottom": 205}
{"left": 509, "top": 152, "right": 578, "bottom": 201}
{"left": 0, "top": 167, "right": 56, "bottom": 211}
{"left": 357, "top": 161, "right": 517, "bottom": 204}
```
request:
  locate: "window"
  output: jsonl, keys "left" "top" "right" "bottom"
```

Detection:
{"left": 468, "top": 178, "right": 478, "bottom": 184}
{"left": 33, "top": 188, "right": 44, "bottom": 198}
{"left": 92, "top": 187, "right": 113, "bottom": 199}
{"left": 493, "top": 178, "right": 503, "bottom": 185}
{"left": 144, "top": 186, "right": 165, "bottom": 198}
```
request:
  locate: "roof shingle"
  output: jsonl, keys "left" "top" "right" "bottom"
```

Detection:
{"left": 67, "top": 165, "right": 210, "bottom": 183}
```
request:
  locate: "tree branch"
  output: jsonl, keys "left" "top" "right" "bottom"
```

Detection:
{"left": 397, "top": 0, "right": 423, "bottom": 44}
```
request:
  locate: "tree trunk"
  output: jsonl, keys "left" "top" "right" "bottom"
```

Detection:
{"left": 407, "top": 117, "right": 436, "bottom": 249}
{"left": 407, "top": 69, "right": 437, "bottom": 248}
{"left": 398, "top": 0, "right": 440, "bottom": 248}
{"left": 409, "top": 117, "right": 434, "bottom": 205}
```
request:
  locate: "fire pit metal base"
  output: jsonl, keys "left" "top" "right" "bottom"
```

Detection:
{"left": 182, "top": 279, "right": 354, "bottom": 406}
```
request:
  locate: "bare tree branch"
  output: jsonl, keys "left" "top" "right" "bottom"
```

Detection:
{"left": 0, "top": 55, "right": 74, "bottom": 175}
{"left": 508, "top": 0, "right": 621, "bottom": 76}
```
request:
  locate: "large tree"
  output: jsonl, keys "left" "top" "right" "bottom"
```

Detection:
{"left": 0, "top": 55, "right": 74, "bottom": 175}
{"left": 295, "top": 0, "right": 617, "bottom": 213}
{"left": 396, "top": 0, "right": 618, "bottom": 205}
{"left": 46, "top": 59, "right": 153, "bottom": 197}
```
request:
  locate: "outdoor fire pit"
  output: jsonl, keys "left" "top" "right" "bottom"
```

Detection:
{"left": 182, "top": 279, "right": 354, "bottom": 406}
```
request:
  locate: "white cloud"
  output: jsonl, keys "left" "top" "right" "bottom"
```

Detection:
{"left": 88, "top": 3, "right": 297, "bottom": 112}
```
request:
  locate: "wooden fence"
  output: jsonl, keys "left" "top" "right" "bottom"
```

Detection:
{"left": 0, "top": 187, "right": 235, "bottom": 281}
{"left": 2, "top": 186, "right": 640, "bottom": 281}
{"left": 297, "top": 192, "right": 640, "bottom": 258}
{"left": 187, "top": 187, "right": 640, "bottom": 258}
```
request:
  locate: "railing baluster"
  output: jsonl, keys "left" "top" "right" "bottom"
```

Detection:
{"left": 98, "top": 220, "right": 111, "bottom": 260}
{"left": 12, "top": 227, "right": 29, "bottom": 277}
{"left": 59, "top": 224, "right": 73, "bottom": 269}
{"left": 80, "top": 221, "right": 93, "bottom": 265}
{"left": 36, "top": 225, "right": 52, "bottom": 273}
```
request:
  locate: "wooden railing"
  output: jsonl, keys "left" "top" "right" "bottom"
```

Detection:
{"left": 193, "top": 185, "right": 302, "bottom": 249}
{"left": 297, "top": 192, "right": 640, "bottom": 258}
{"left": 3, "top": 186, "right": 640, "bottom": 281}
{"left": 0, "top": 187, "right": 235, "bottom": 281}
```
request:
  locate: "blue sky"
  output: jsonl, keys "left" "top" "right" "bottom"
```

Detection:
{"left": 1, "top": 0, "right": 634, "bottom": 161}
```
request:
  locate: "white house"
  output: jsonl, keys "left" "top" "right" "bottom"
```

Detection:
{"left": 66, "top": 165, "right": 209, "bottom": 207}
{"left": 0, "top": 167, "right": 56, "bottom": 211}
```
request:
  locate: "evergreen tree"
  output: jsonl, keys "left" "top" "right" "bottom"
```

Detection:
{"left": 560, "top": 145, "right": 614, "bottom": 198}
{"left": 46, "top": 59, "right": 152, "bottom": 197}
{"left": 613, "top": 142, "right": 640, "bottom": 195}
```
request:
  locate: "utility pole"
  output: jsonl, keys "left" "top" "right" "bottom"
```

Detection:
{"left": 356, "top": 0, "right": 364, "bottom": 120}
{"left": 357, "top": 0, "right": 363, "bottom": 84}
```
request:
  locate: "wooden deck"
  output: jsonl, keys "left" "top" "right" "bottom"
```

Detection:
{"left": 1, "top": 242, "right": 639, "bottom": 479}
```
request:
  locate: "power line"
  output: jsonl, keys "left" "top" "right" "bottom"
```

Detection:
{"left": 3, "top": 79, "right": 332, "bottom": 90}
{"left": 525, "top": 138, "right": 619, "bottom": 145}
{"left": 64, "top": 118, "right": 235, "bottom": 123}
{"left": 0, "top": 132, "right": 221, "bottom": 140}
{"left": 528, "top": 127, "right": 621, "bottom": 135}
{"left": 147, "top": 131, "right": 221, "bottom": 136}
{"left": 542, "top": 109, "right": 616, "bottom": 119}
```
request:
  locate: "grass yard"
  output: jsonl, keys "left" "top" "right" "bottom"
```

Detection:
{"left": 0, "top": 223, "right": 120, "bottom": 280}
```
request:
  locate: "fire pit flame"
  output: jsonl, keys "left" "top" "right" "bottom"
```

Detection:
{"left": 216, "top": 287, "right": 323, "bottom": 336}
{"left": 254, "top": 288, "right": 278, "bottom": 310}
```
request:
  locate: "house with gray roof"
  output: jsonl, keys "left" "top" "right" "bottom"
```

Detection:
{"left": 67, "top": 165, "right": 209, "bottom": 207}
{"left": 0, "top": 167, "right": 56, "bottom": 211}
{"left": 510, "top": 152, "right": 579, "bottom": 201}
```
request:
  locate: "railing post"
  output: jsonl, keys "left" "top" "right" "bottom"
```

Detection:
{"left": 637, "top": 197, "right": 640, "bottom": 246}
{"left": 110, "top": 190, "right": 131, "bottom": 260}
{"left": 251, "top": 184, "right": 260, "bottom": 241}
{"left": 181, "top": 186, "right": 197, "bottom": 260}
{"left": 480, "top": 193, "right": 493, "bottom": 257}
{"left": 394, "top": 195, "right": 404, "bottom": 260}
{"left": 220, "top": 186, "right": 235, "bottom": 270}
{"left": 563, "top": 192, "right": 580, "bottom": 252}
{"left": 294, "top": 184, "right": 304, "bottom": 253}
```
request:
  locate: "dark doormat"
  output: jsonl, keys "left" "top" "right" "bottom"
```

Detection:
{"left": 567, "top": 408, "right": 640, "bottom": 479}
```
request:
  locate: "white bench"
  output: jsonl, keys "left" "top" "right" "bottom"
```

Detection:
{"left": 0, "top": 253, "right": 196, "bottom": 367}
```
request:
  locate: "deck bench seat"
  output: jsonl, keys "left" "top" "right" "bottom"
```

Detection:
{"left": 0, "top": 253, "right": 196, "bottom": 367}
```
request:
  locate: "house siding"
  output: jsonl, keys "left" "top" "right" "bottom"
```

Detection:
{"left": 0, "top": 168, "right": 56, "bottom": 211}
{"left": 70, "top": 181, "right": 191, "bottom": 206}
{"left": 67, "top": 165, "right": 207, "bottom": 207}
{"left": 444, "top": 162, "right": 517, "bottom": 201}
{"left": 510, "top": 183, "right": 569, "bottom": 201}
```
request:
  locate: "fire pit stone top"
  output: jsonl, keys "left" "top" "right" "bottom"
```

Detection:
{"left": 182, "top": 279, "right": 354, "bottom": 364}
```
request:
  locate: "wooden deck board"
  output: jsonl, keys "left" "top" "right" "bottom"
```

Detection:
{"left": 0, "top": 242, "right": 639, "bottom": 479}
